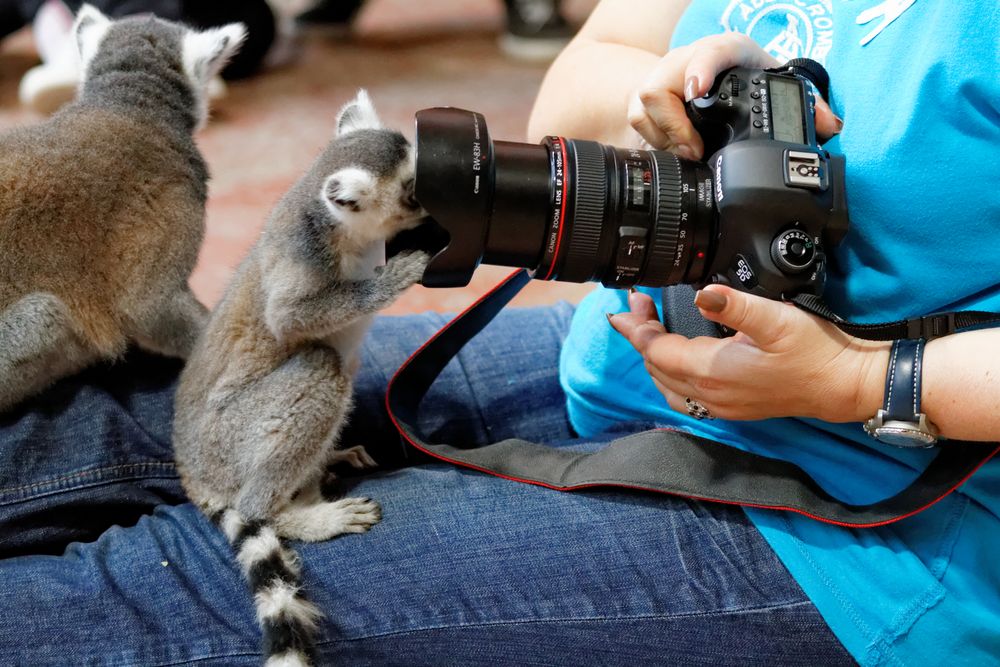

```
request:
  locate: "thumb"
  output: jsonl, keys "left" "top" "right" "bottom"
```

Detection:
{"left": 693, "top": 285, "right": 792, "bottom": 348}
{"left": 813, "top": 96, "right": 844, "bottom": 141}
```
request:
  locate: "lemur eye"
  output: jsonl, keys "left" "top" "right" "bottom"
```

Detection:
{"left": 401, "top": 178, "right": 419, "bottom": 210}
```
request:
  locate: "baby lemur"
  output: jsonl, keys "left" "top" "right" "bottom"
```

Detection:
{"left": 0, "top": 5, "right": 245, "bottom": 413}
{"left": 173, "top": 91, "right": 429, "bottom": 667}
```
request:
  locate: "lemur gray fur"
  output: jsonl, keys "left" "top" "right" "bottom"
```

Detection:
{"left": 0, "top": 5, "right": 245, "bottom": 413}
{"left": 172, "top": 91, "right": 429, "bottom": 667}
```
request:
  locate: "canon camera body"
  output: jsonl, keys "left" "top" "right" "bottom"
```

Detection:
{"left": 413, "top": 61, "right": 849, "bottom": 301}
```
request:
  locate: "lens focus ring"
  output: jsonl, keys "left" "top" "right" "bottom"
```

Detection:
{"left": 643, "top": 152, "right": 683, "bottom": 286}
{"left": 558, "top": 140, "right": 607, "bottom": 282}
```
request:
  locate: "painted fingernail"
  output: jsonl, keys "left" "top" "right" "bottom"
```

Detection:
{"left": 606, "top": 312, "right": 617, "bottom": 325}
{"left": 833, "top": 115, "right": 844, "bottom": 133}
{"left": 684, "top": 76, "right": 700, "bottom": 102}
{"left": 694, "top": 290, "right": 727, "bottom": 313}
{"left": 628, "top": 286, "right": 637, "bottom": 294}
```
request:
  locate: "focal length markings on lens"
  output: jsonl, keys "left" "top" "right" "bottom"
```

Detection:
{"left": 539, "top": 137, "right": 570, "bottom": 281}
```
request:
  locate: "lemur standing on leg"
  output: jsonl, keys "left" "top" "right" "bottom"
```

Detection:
{"left": 173, "top": 91, "right": 429, "bottom": 667}
{"left": 0, "top": 5, "right": 245, "bottom": 412}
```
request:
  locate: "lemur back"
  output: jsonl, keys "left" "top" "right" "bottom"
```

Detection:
{"left": 173, "top": 91, "right": 428, "bottom": 667}
{"left": 0, "top": 5, "right": 245, "bottom": 412}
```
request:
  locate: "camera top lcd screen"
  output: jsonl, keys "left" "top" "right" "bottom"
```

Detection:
{"left": 769, "top": 77, "right": 805, "bottom": 144}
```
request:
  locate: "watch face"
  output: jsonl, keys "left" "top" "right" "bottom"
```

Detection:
{"left": 873, "top": 426, "right": 938, "bottom": 449}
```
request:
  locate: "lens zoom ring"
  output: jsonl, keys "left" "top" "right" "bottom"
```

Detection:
{"left": 644, "top": 152, "right": 683, "bottom": 286}
{"left": 560, "top": 141, "right": 607, "bottom": 282}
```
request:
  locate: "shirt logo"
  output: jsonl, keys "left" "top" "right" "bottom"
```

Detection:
{"left": 721, "top": 0, "right": 835, "bottom": 64}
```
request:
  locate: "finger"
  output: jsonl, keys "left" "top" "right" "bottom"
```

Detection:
{"left": 693, "top": 285, "right": 796, "bottom": 349}
{"left": 627, "top": 289, "right": 659, "bottom": 321}
{"left": 813, "top": 95, "right": 843, "bottom": 140}
{"left": 627, "top": 92, "right": 673, "bottom": 150}
{"left": 653, "top": 378, "right": 719, "bottom": 420}
{"left": 633, "top": 45, "right": 704, "bottom": 160}
{"left": 651, "top": 378, "right": 689, "bottom": 415}
{"left": 642, "top": 330, "right": 727, "bottom": 384}
{"left": 608, "top": 311, "right": 668, "bottom": 356}
{"left": 682, "top": 33, "right": 778, "bottom": 103}
{"left": 646, "top": 362, "right": 698, "bottom": 399}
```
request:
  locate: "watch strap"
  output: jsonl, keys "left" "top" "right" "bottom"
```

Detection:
{"left": 883, "top": 338, "right": 924, "bottom": 422}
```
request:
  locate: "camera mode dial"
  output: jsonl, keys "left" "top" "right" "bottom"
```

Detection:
{"left": 771, "top": 228, "right": 816, "bottom": 274}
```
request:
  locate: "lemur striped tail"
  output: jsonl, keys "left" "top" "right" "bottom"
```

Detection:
{"left": 214, "top": 509, "right": 323, "bottom": 667}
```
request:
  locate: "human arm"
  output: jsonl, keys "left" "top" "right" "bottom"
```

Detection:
{"left": 609, "top": 286, "right": 1000, "bottom": 442}
{"left": 528, "top": 1, "right": 840, "bottom": 154}
{"left": 527, "top": 0, "right": 690, "bottom": 146}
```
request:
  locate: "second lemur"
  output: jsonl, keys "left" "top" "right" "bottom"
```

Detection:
{"left": 172, "top": 91, "right": 429, "bottom": 667}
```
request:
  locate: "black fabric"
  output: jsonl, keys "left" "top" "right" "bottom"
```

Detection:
{"left": 387, "top": 270, "right": 999, "bottom": 528}
{"left": 661, "top": 284, "right": 723, "bottom": 339}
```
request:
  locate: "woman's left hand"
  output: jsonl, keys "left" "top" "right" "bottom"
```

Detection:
{"left": 608, "top": 287, "right": 891, "bottom": 423}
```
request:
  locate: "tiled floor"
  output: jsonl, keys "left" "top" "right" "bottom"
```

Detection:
{"left": 0, "top": 0, "right": 598, "bottom": 315}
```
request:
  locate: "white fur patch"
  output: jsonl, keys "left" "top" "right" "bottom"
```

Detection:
{"left": 220, "top": 509, "right": 246, "bottom": 542}
{"left": 182, "top": 22, "right": 247, "bottom": 128}
{"left": 265, "top": 651, "right": 311, "bottom": 667}
{"left": 322, "top": 169, "right": 376, "bottom": 215}
{"left": 255, "top": 580, "right": 322, "bottom": 626}
{"left": 336, "top": 89, "right": 382, "bottom": 136}
{"left": 74, "top": 4, "right": 111, "bottom": 78}
{"left": 237, "top": 526, "right": 282, "bottom": 571}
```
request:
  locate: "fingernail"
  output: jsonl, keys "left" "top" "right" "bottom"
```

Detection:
{"left": 833, "top": 115, "right": 844, "bottom": 133}
{"left": 684, "top": 76, "right": 700, "bottom": 102}
{"left": 628, "top": 286, "right": 637, "bottom": 294}
{"left": 676, "top": 144, "right": 698, "bottom": 161}
{"left": 694, "top": 289, "right": 727, "bottom": 313}
{"left": 606, "top": 312, "right": 617, "bottom": 325}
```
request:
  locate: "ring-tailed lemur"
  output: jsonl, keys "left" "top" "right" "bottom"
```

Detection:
{"left": 0, "top": 5, "right": 245, "bottom": 413}
{"left": 173, "top": 91, "right": 429, "bottom": 667}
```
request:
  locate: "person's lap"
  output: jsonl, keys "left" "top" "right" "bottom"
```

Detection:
{"left": 0, "top": 304, "right": 853, "bottom": 666}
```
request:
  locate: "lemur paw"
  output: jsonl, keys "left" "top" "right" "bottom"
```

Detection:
{"left": 326, "top": 497, "right": 382, "bottom": 535}
{"left": 328, "top": 445, "right": 378, "bottom": 470}
{"left": 380, "top": 250, "right": 430, "bottom": 290}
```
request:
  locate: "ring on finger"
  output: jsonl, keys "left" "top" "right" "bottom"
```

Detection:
{"left": 685, "top": 397, "right": 714, "bottom": 420}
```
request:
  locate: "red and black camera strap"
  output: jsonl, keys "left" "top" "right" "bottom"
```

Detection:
{"left": 385, "top": 269, "right": 999, "bottom": 528}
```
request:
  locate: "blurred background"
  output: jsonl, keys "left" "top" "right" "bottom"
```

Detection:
{"left": 0, "top": 0, "right": 600, "bottom": 315}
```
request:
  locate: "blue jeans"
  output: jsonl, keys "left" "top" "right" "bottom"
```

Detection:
{"left": 0, "top": 305, "right": 853, "bottom": 666}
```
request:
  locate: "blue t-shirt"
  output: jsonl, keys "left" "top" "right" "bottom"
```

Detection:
{"left": 561, "top": 2, "right": 1000, "bottom": 665}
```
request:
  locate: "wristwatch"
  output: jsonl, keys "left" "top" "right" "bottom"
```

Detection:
{"left": 864, "top": 338, "right": 940, "bottom": 448}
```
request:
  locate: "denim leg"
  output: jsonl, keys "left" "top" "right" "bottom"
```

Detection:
{"left": 0, "top": 352, "right": 186, "bottom": 558}
{"left": 0, "top": 304, "right": 852, "bottom": 665}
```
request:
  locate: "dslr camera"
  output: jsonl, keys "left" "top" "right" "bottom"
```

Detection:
{"left": 412, "top": 61, "right": 848, "bottom": 300}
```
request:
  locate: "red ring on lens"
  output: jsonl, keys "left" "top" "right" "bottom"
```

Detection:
{"left": 541, "top": 137, "right": 570, "bottom": 281}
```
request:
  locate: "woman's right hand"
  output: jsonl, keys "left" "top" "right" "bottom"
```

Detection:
{"left": 626, "top": 32, "right": 843, "bottom": 160}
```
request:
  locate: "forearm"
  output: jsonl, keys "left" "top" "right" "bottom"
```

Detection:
{"left": 921, "top": 328, "right": 1000, "bottom": 441}
{"left": 527, "top": 0, "right": 691, "bottom": 144}
{"left": 528, "top": 40, "right": 659, "bottom": 145}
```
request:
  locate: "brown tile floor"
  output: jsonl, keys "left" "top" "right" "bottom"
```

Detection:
{"left": 0, "top": 0, "right": 598, "bottom": 315}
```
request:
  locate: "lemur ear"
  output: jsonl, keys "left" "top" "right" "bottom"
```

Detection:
{"left": 323, "top": 169, "right": 376, "bottom": 214}
{"left": 183, "top": 23, "right": 247, "bottom": 86}
{"left": 336, "top": 89, "right": 382, "bottom": 137}
{"left": 74, "top": 4, "right": 112, "bottom": 70}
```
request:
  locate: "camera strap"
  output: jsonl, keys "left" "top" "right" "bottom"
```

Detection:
{"left": 789, "top": 293, "right": 1000, "bottom": 341}
{"left": 386, "top": 270, "right": 998, "bottom": 528}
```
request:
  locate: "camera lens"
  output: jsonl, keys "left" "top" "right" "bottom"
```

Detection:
{"left": 415, "top": 108, "right": 715, "bottom": 288}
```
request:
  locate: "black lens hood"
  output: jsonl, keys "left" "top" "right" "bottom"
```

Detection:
{"left": 414, "top": 107, "right": 495, "bottom": 287}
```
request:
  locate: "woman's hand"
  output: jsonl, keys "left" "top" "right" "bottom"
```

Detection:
{"left": 607, "top": 287, "right": 890, "bottom": 423}
{"left": 627, "top": 32, "right": 843, "bottom": 160}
